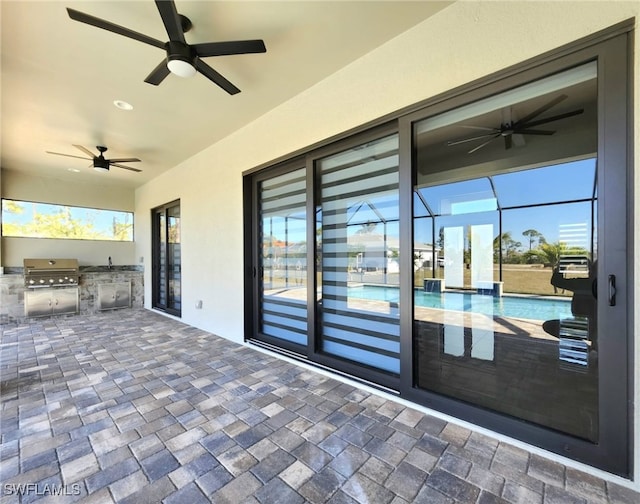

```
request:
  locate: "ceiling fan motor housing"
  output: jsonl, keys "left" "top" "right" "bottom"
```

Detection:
{"left": 166, "top": 41, "right": 197, "bottom": 77}
{"left": 93, "top": 157, "right": 110, "bottom": 172}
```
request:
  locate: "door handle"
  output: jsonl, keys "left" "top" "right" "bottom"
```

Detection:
{"left": 608, "top": 274, "right": 616, "bottom": 306}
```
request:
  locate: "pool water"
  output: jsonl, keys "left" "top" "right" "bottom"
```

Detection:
{"left": 348, "top": 285, "right": 572, "bottom": 321}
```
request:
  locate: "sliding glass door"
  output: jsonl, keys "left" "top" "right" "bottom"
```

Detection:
{"left": 405, "top": 39, "right": 629, "bottom": 475}
{"left": 315, "top": 134, "right": 400, "bottom": 382}
{"left": 253, "top": 165, "right": 308, "bottom": 354}
{"left": 244, "top": 31, "right": 630, "bottom": 475}
{"left": 152, "top": 200, "right": 181, "bottom": 316}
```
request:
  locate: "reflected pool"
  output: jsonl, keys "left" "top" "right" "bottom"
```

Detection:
{"left": 347, "top": 285, "right": 572, "bottom": 321}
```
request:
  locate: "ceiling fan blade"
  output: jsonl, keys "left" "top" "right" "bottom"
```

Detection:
{"left": 145, "top": 60, "right": 171, "bottom": 85}
{"left": 111, "top": 163, "right": 143, "bottom": 173}
{"left": 66, "top": 8, "right": 165, "bottom": 50}
{"left": 108, "top": 158, "right": 141, "bottom": 163}
{"left": 504, "top": 135, "right": 513, "bottom": 150}
{"left": 521, "top": 109, "right": 584, "bottom": 129}
{"left": 154, "top": 0, "right": 185, "bottom": 43}
{"left": 46, "top": 151, "right": 91, "bottom": 161}
{"left": 517, "top": 129, "right": 556, "bottom": 136}
{"left": 514, "top": 94, "right": 568, "bottom": 126}
{"left": 193, "top": 40, "right": 267, "bottom": 57}
{"left": 468, "top": 134, "right": 500, "bottom": 154}
{"left": 447, "top": 132, "right": 498, "bottom": 147}
{"left": 195, "top": 59, "right": 241, "bottom": 95}
{"left": 73, "top": 145, "right": 97, "bottom": 157}
{"left": 459, "top": 125, "right": 499, "bottom": 132}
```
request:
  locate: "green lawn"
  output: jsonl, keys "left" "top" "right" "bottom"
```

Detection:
{"left": 415, "top": 264, "right": 572, "bottom": 297}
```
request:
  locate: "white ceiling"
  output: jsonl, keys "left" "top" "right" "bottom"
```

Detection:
{"left": 1, "top": 1, "right": 451, "bottom": 189}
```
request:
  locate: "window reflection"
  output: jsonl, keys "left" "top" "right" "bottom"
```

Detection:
{"left": 318, "top": 134, "right": 401, "bottom": 374}
{"left": 259, "top": 168, "right": 308, "bottom": 347}
{"left": 412, "top": 62, "right": 599, "bottom": 442}
{"left": 492, "top": 160, "right": 596, "bottom": 207}
{"left": 419, "top": 178, "right": 497, "bottom": 216}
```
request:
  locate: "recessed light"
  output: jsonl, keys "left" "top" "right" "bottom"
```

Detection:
{"left": 67, "top": 168, "right": 81, "bottom": 173}
{"left": 113, "top": 99, "right": 133, "bottom": 111}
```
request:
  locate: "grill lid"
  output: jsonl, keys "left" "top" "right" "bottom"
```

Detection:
{"left": 24, "top": 258, "right": 79, "bottom": 287}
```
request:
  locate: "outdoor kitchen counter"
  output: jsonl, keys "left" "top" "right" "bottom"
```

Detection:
{"left": 0, "top": 266, "right": 143, "bottom": 323}
{"left": 79, "top": 266, "right": 144, "bottom": 314}
{"left": 0, "top": 273, "right": 24, "bottom": 323}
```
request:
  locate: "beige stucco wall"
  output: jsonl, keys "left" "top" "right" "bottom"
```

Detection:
{"left": 135, "top": 1, "right": 639, "bottom": 485}
{"left": 1, "top": 169, "right": 136, "bottom": 266}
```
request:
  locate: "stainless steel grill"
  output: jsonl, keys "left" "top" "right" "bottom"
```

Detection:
{"left": 24, "top": 258, "right": 79, "bottom": 288}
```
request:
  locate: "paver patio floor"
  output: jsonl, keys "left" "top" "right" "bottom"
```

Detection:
{"left": 1, "top": 309, "right": 638, "bottom": 503}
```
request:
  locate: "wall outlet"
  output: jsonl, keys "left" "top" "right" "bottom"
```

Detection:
{"left": 195, "top": 300, "right": 203, "bottom": 309}
{"left": 139, "top": 256, "right": 144, "bottom": 263}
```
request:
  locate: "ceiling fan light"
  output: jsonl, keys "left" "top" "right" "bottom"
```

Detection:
{"left": 167, "top": 58, "right": 196, "bottom": 78}
{"left": 93, "top": 165, "right": 109, "bottom": 173}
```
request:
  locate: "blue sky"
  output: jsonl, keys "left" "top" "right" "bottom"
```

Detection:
{"left": 415, "top": 158, "right": 596, "bottom": 250}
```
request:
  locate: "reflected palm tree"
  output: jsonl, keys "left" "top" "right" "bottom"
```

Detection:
{"left": 526, "top": 241, "right": 589, "bottom": 293}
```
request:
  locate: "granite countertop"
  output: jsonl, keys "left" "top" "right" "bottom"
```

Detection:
{"left": 80, "top": 265, "right": 143, "bottom": 273}
{"left": 3, "top": 265, "right": 143, "bottom": 274}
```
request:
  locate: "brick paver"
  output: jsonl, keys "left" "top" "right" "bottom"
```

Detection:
{"left": 1, "top": 309, "right": 639, "bottom": 503}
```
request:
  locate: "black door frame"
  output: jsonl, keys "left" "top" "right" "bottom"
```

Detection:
{"left": 244, "top": 23, "right": 633, "bottom": 476}
{"left": 152, "top": 199, "right": 181, "bottom": 317}
{"left": 246, "top": 158, "right": 309, "bottom": 358}
{"left": 398, "top": 31, "right": 631, "bottom": 477}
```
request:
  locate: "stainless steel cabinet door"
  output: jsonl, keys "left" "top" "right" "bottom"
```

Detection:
{"left": 52, "top": 288, "right": 78, "bottom": 315}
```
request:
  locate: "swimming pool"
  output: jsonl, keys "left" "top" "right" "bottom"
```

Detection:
{"left": 347, "top": 285, "right": 572, "bottom": 321}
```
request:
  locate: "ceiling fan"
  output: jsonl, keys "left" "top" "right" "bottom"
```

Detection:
{"left": 446, "top": 94, "right": 584, "bottom": 154}
{"left": 66, "top": 1, "right": 266, "bottom": 95}
{"left": 46, "top": 145, "right": 142, "bottom": 173}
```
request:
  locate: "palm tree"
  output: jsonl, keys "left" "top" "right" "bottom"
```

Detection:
{"left": 493, "top": 231, "right": 522, "bottom": 262}
{"left": 526, "top": 241, "right": 589, "bottom": 293}
{"left": 522, "top": 229, "right": 543, "bottom": 250}
{"left": 525, "top": 241, "right": 564, "bottom": 268}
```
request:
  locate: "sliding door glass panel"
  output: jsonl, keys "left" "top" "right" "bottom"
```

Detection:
{"left": 152, "top": 201, "right": 181, "bottom": 316}
{"left": 413, "top": 62, "right": 599, "bottom": 441}
{"left": 317, "top": 134, "right": 400, "bottom": 374}
{"left": 156, "top": 211, "right": 167, "bottom": 308}
{"left": 167, "top": 205, "right": 181, "bottom": 312}
{"left": 258, "top": 168, "right": 308, "bottom": 346}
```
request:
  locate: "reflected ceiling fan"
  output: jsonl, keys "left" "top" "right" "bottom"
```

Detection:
{"left": 66, "top": 0, "right": 266, "bottom": 95}
{"left": 46, "top": 145, "right": 142, "bottom": 173}
{"left": 446, "top": 94, "right": 584, "bottom": 154}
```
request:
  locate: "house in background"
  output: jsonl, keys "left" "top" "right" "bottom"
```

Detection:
{"left": 1, "top": 0, "right": 639, "bottom": 492}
